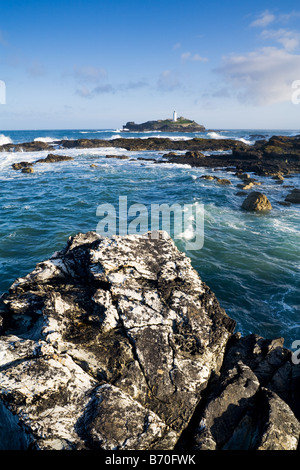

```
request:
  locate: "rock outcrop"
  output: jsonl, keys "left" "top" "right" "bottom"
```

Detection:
{"left": 183, "top": 334, "right": 300, "bottom": 451}
{"left": 241, "top": 192, "right": 272, "bottom": 211}
{"left": 123, "top": 117, "right": 206, "bottom": 133}
{"left": 12, "top": 154, "right": 74, "bottom": 172}
{"left": 0, "top": 232, "right": 299, "bottom": 451}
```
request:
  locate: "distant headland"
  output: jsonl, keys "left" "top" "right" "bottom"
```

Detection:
{"left": 122, "top": 111, "right": 206, "bottom": 132}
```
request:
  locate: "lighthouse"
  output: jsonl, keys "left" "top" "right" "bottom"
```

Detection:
{"left": 173, "top": 111, "right": 177, "bottom": 122}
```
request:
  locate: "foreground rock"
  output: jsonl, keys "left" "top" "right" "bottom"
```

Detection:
{"left": 0, "top": 232, "right": 299, "bottom": 450}
{"left": 0, "top": 231, "right": 235, "bottom": 450}
{"left": 241, "top": 192, "right": 272, "bottom": 211}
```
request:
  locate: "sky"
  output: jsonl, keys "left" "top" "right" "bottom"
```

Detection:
{"left": 0, "top": 0, "right": 300, "bottom": 130}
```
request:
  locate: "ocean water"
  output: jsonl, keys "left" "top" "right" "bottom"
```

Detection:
{"left": 0, "top": 128, "right": 299, "bottom": 349}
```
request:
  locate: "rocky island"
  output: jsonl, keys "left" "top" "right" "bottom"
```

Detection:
{"left": 122, "top": 115, "right": 206, "bottom": 133}
{"left": 0, "top": 231, "right": 299, "bottom": 450}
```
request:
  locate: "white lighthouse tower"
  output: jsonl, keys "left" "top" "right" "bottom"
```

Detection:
{"left": 173, "top": 110, "right": 177, "bottom": 122}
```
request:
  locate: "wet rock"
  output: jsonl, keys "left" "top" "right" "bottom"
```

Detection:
{"left": 200, "top": 175, "right": 214, "bottom": 180}
{"left": 105, "top": 154, "right": 129, "bottom": 160}
{"left": 12, "top": 162, "right": 33, "bottom": 171}
{"left": 185, "top": 151, "right": 206, "bottom": 159}
{"left": 237, "top": 182, "right": 254, "bottom": 190}
{"left": 272, "top": 173, "right": 284, "bottom": 181}
{"left": 21, "top": 167, "right": 34, "bottom": 174}
{"left": 278, "top": 201, "right": 291, "bottom": 207}
{"left": 241, "top": 192, "right": 272, "bottom": 211}
{"left": 285, "top": 188, "right": 300, "bottom": 203}
{"left": 215, "top": 178, "right": 231, "bottom": 185}
{"left": 35, "top": 153, "right": 74, "bottom": 164}
{"left": 12, "top": 154, "right": 74, "bottom": 172}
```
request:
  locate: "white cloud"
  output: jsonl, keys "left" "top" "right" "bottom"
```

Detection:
{"left": 250, "top": 10, "right": 276, "bottom": 28}
{"left": 215, "top": 46, "right": 300, "bottom": 105}
{"left": 261, "top": 28, "right": 300, "bottom": 51}
{"left": 277, "top": 11, "right": 300, "bottom": 23}
{"left": 181, "top": 51, "right": 208, "bottom": 62}
{"left": 250, "top": 9, "right": 300, "bottom": 29}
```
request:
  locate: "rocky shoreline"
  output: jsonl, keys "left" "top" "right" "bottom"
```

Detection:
{"left": 6, "top": 134, "right": 300, "bottom": 208}
{"left": 0, "top": 231, "right": 299, "bottom": 450}
{"left": 2, "top": 134, "right": 300, "bottom": 176}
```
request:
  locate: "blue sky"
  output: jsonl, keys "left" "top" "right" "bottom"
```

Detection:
{"left": 1, "top": 0, "right": 300, "bottom": 129}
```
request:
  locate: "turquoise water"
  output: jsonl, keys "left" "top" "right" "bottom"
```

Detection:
{"left": 0, "top": 129, "right": 299, "bottom": 349}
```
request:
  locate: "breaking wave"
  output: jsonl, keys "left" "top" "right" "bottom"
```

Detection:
{"left": 0, "top": 134, "right": 13, "bottom": 146}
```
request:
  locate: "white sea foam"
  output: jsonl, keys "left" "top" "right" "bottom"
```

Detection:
{"left": 34, "top": 137, "right": 57, "bottom": 143}
{"left": 109, "top": 134, "right": 122, "bottom": 140}
{"left": 207, "top": 131, "right": 254, "bottom": 145}
{"left": 207, "top": 131, "right": 224, "bottom": 140}
{"left": 0, "top": 134, "right": 13, "bottom": 146}
{"left": 238, "top": 137, "right": 255, "bottom": 145}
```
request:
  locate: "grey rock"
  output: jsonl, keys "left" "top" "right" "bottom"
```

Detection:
{"left": 190, "top": 334, "right": 300, "bottom": 450}
{"left": 0, "top": 231, "right": 235, "bottom": 450}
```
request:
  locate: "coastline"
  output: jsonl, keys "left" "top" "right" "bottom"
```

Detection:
{"left": 0, "top": 128, "right": 299, "bottom": 451}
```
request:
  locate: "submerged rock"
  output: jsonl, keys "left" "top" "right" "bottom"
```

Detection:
{"left": 0, "top": 232, "right": 299, "bottom": 450}
{"left": 285, "top": 188, "right": 300, "bottom": 203}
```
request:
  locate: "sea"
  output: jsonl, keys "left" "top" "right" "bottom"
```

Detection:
{"left": 0, "top": 128, "right": 299, "bottom": 350}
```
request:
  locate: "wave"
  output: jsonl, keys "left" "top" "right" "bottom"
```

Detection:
{"left": 109, "top": 134, "right": 122, "bottom": 140}
{"left": 207, "top": 131, "right": 254, "bottom": 145}
{"left": 34, "top": 137, "right": 58, "bottom": 143}
{"left": 207, "top": 131, "right": 224, "bottom": 140}
{"left": 0, "top": 134, "right": 13, "bottom": 146}
{"left": 238, "top": 137, "right": 255, "bottom": 145}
